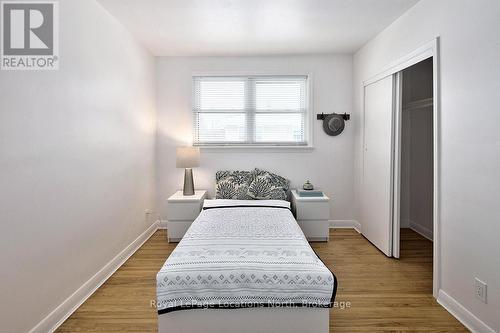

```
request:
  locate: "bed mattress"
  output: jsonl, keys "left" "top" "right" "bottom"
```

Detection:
{"left": 156, "top": 199, "right": 337, "bottom": 314}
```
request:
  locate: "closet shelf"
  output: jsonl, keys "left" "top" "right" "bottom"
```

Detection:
{"left": 403, "top": 97, "right": 433, "bottom": 111}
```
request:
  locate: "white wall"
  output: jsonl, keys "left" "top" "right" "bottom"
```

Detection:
{"left": 353, "top": 0, "right": 500, "bottom": 330}
{"left": 402, "top": 105, "right": 434, "bottom": 237}
{"left": 407, "top": 106, "right": 433, "bottom": 237}
{"left": 155, "top": 55, "right": 354, "bottom": 221}
{"left": 0, "top": 1, "right": 156, "bottom": 332}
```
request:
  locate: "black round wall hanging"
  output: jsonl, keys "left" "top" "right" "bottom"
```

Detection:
{"left": 316, "top": 112, "right": 350, "bottom": 136}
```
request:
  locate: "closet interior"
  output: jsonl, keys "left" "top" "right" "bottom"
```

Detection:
{"left": 400, "top": 58, "right": 434, "bottom": 245}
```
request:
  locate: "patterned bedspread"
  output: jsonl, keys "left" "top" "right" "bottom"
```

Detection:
{"left": 156, "top": 199, "right": 336, "bottom": 314}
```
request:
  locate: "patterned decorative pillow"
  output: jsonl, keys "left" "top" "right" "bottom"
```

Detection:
{"left": 215, "top": 170, "right": 253, "bottom": 199}
{"left": 247, "top": 168, "right": 290, "bottom": 200}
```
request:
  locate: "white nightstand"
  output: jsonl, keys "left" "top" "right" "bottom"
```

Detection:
{"left": 166, "top": 190, "right": 207, "bottom": 242}
{"left": 290, "top": 190, "right": 330, "bottom": 242}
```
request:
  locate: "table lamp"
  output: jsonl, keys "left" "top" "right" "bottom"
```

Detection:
{"left": 176, "top": 147, "right": 200, "bottom": 196}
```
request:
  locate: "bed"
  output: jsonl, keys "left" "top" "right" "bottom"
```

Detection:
{"left": 157, "top": 199, "right": 337, "bottom": 333}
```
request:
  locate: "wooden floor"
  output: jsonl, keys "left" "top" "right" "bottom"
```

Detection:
{"left": 57, "top": 228, "right": 467, "bottom": 332}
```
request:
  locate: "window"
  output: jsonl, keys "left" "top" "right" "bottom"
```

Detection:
{"left": 193, "top": 75, "right": 310, "bottom": 147}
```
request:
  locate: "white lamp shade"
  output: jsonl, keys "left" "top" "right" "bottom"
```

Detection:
{"left": 176, "top": 147, "right": 200, "bottom": 168}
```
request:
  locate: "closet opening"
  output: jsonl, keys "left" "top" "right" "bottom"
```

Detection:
{"left": 398, "top": 58, "right": 434, "bottom": 268}
{"left": 362, "top": 40, "right": 439, "bottom": 295}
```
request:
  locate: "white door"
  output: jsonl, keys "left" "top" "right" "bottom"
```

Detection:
{"left": 392, "top": 72, "right": 403, "bottom": 259}
{"left": 361, "top": 75, "right": 395, "bottom": 257}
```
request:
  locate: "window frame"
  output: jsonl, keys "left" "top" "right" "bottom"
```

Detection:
{"left": 191, "top": 73, "right": 314, "bottom": 150}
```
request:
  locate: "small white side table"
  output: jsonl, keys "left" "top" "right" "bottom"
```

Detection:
{"left": 166, "top": 190, "right": 207, "bottom": 242}
{"left": 290, "top": 190, "right": 330, "bottom": 242}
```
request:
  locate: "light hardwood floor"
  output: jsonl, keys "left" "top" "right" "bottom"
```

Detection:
{"left": 57, "top": 228, "right": 467, "bottom": 332}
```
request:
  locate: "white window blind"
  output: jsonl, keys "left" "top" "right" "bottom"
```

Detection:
{"left": 193, "top": 75, "right": 309, "bottom": 146}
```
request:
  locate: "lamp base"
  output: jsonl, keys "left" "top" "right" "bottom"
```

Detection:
{"left": 183, "top": 168, "right": 195, "bottom": 196}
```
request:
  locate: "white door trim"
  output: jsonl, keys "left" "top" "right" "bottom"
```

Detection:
{"left": 362, "top": 38, "right": 440, "bottom": 298}
{"left": 363, "top": 39, "right": 437, "bottom": 86}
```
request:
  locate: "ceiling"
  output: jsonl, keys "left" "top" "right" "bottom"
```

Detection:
{"left": 97, "top": 0, "right": 419, "bottom": 56}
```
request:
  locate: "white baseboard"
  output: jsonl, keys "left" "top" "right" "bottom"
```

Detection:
{"left": 329, "top": 220, "right": 361, "bottom": 233}
{"left": 158, "top": 219, "right": 168, "bottom": 229}
{"left": 437, "top": 290, "right": 495, "bottom": 333}
{"left": 29, "top": 221, "right": 159, "bottom": 333}
{"left": 409, "top": 221, "right": 433, "bottom": 241}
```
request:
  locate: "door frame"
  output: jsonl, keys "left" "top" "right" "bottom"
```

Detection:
{"left": 362, "top": 38, "right": 440, "bottom": 298}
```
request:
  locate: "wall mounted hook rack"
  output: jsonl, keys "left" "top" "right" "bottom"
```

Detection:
{"left": 316, "top": 112, "right": 350, "bottom": 136}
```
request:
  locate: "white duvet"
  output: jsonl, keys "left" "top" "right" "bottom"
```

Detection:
{"left": 156, "top": 199, "right": 336, "bottom": 313}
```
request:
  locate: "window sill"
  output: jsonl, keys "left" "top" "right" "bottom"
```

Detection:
{"left": 198, "top": 145, "right": 314, "bottom": 153}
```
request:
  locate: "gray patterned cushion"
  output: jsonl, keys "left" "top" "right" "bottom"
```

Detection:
{"left": 247, "top": 168, "right": 290, "bottom": 200}
{"left": 215, "top": 170, "right": 253, "bottom": 199}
